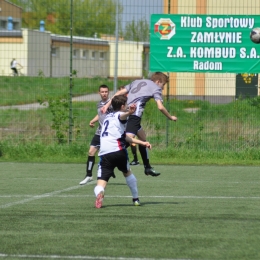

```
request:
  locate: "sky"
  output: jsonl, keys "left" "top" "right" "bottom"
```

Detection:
{"left": 119, "top": 0, "right": 163, "bottom": 28}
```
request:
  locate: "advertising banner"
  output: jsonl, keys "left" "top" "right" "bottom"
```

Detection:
{"left": 150, "top": 14, "right": 260, "bottom": 73}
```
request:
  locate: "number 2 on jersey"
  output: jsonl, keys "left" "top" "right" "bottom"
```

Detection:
{"left": 101, "top": 120, "right": 109, "bottom": 137}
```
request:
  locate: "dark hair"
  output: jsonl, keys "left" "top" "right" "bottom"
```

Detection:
{"left": 150, "top": 72, "right": 169, "bottom": 85}
{"left": 99, "top": 84, "right": 109, "bottom": 91}
{"left": 112, "top": 95, "right": 127, "bottom": 111}
{"left": 118, "top": 85, "right": 125, "bottom": 90}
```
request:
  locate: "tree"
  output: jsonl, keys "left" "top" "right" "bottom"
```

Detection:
{"left": 121, "top": 18, "right": 150, "bottom": 42}
{"left": 73, "top": 0, "right": 123, "bottom": 37}
{"left": 9, "top": 0, "right": 123, "bottom": 37}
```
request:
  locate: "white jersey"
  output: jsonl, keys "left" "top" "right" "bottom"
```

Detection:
{"left": 98, "top": 111, "right": 127, "bottom": 156}
{"left": 10, "top": 60, "right": 17, "bottom": 68}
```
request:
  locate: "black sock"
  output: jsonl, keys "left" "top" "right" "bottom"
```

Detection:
{"left": 138, "top": 145, "right": 151, "bottom": 168}
{"left": 131, "top": 145, "right": 138, "bottom": 161}
{"left": 86, "top": 156, "right": 95, "bottom": 177}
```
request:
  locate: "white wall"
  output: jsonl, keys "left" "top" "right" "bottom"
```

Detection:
{"left": 109, "top": 40, "right": 144, "bottom": 78}
{"left": 26, "top": 29, "right": 51, "bottom": 77}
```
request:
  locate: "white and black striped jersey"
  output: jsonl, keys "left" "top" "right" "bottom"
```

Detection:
{"left": 98, "top": 111, "right": 127, "bottom": 156}
{"left": 95, "top": 99, "right": 113, "bottom": 136}
{"left": 124, "top": 79, "right": 163, "bottom": 118}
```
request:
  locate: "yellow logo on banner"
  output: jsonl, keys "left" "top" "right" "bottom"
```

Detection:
{"left": 241, "top": 73, "right": 256, "bottom": 84}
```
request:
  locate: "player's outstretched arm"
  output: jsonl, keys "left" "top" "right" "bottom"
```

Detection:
{"left": 101, "top": 100, "right": 112, "bottom": 114}
{"left": 126, "top": 136, "right": 152, "bottom": 149}
{"left": 89, "top": 115, "right": 99, "bottom": 127}
{"left": 156, "top": 100, "right": 177, "bottom": 121}
{"left": 119, "top": 104, "right": 136, "bottom": 120}
{"left": 100, "top": 89, "right": 127, "bottom": 114}
{"left": 101, "top": 88, "right": 128, "bottom": 113}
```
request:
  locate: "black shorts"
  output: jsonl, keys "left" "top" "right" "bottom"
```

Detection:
{"left": 97, "top": 150, "right": 130, "bottom": 182}
{"left": 90, "top": 134, "right": 100, "bottom": 148}
{"left": 126, "top": 115, "right": 142, "bottom": 135}
{"left": 11, "top": 68, "right": 18, "bottom": 74}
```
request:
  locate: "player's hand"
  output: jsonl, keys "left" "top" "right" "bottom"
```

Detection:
{"left": 101, "top": 105, "right": 108, "bottom": 114}
{"left": 171, "top": 116, "right": 177, "bottom": 121}
{"left": 128, "top": 104, "right": 136, "bottom": 114}
{"left": 89, "top": 122, "right": 95, "bottom": 127}
{"left": 143, "top": 142, "right": 152, "bottom": 149}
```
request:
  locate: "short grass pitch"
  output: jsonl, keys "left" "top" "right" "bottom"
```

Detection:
{"left": 1, "top": 162, "right": 260, "bottom": 260}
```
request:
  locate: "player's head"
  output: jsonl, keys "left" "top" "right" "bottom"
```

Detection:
{"left": 150, "top": 72, "right": 169, "bottom": 89}
{"left": 99, "top": 84, "right": 109, "bottom": 101}
{"left": 118, "top": 85, "right": 128, "bottom": 97}
{"left": 111, "top": 95, "right": 127, "bottom": 111}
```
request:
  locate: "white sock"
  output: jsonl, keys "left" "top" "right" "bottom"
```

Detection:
{"left": 94, "top": 185, "right": 104, "bottom": 197}
{"left": 125, "top": 173, "right": 138, "bottom": 199}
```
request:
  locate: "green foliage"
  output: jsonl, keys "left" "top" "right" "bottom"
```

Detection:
{"left": 37, "top": 69, "right": 45, "bottom": 77}
{"left": 2, "top": 86, "right": 260, "bottom": 164}
{"left": 186, "top": 123, "right": 204, "bottom": 146}
{"left": 11, "top": 0, "right": 123, "bottom": 37}
{"left": 248, "top": 95, "right": 260, "bottom": 109}
{"left": 38, "top": 95, "right": 80, "bottom": 144}
{"left": 121, "top": 18, "right": 149, "bottom": 42}
{"left": 73, "top": 0, "right": 123, "bottom": 37}
{"left": 72, "top": 69, "right": 78, "bottom": 77}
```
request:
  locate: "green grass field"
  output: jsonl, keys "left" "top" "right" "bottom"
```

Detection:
{"left": 0, "top": 76, "right": 131, "bottom": 106}
{"left": 1, "top": 162, "right": 260, "bottom": 260}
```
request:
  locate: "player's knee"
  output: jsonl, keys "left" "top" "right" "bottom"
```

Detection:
{"left": 123, "top": 170, "right": 131, "bottom": 177}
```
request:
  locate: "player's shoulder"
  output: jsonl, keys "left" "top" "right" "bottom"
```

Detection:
{"left": 98, "top": 98, "right": 110, "bottom": 107}
{"left": 97, "top": 100, "right": 102, "bottom": 106}
{"left": 134, "top": 78, "right": 150, "bottom": 84}
{"left": 106, "top": 111, "right": 120, "bottom": 118}
{"left": 128, "top": 79, "right": 156, "bottom": 89}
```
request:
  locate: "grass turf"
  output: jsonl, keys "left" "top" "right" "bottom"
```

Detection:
{"left": 0, "top": 163, "right": 260, "bottom": 260}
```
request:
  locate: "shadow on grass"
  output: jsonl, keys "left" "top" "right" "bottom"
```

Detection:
{"left": 109, "top": 183, "right": 127, "bottom": 186}
{"left": 102, "top": 201, "right": 180, "bottom": 208}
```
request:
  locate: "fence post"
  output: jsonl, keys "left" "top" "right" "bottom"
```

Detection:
{"left": 69, "top": 0, "right": 73, "bottom": 143}
{"left": 113, "top": 0, "right": 119, "bottom": 94}
{"left": 166, "top": 0, "right": 171, "bottom": 147}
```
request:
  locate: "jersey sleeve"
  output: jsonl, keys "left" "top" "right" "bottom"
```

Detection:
{"left": 124, "top": 82, "right": 132, "bottom": 93}
{"left": 118, "top": 113, "right": 127, "bottom": 124}
{"left": 153, "top": 88, "right": 163, "bottom": 102}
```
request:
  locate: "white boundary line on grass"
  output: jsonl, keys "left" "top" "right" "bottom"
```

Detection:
{"left": 0, "top": 184, "right": 89, "bottom": 209}
{"left": 1, "top": 194, "right": 260, "bottom": 200}
{"left": 0, "top": 253, "right": 193, "bottom": 260}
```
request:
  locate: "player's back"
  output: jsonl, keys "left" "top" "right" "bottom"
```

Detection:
{"left": 125, "top": 79, "right": 162, "bottom": 117}
{"left": 98, "top": 111, "right": 127, "bottom": 156}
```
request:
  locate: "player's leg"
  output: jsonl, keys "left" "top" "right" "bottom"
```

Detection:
{"left": 117, "top": 150, "right": 140, "bottom": 206}
{"left": 94, "top": 179, "right": 106, "bottom": 209}
{"left": 79, "top": 135, "right": 99, "bottom": 185}
{"left": 124, "top": 171, "right": 140, "bottom": 206}
{"left": 137, "top": 128, "right": 160, "bottom": 177}
{"left": 13, "top": 68, "right": 18, "bottom": 76}
{"left": 11, "top": 68, "right": 16, "bottom": 76}
{"left": 130, "top": 143, "right": 139, "bottom": 165}
{"left": 126, "top": 115, "right": 160, "bottom": 176}
{"left": 94, "top": 154, "right": 115, "bottom": 208}
{"left": 126, "top": 115, "right": 141, "bottom": 165}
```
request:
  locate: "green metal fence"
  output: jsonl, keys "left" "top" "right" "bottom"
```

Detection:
{"left": 0, "top": 0, "right": 260, "bottom": 155}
